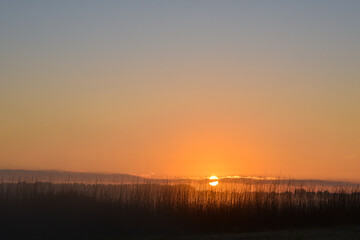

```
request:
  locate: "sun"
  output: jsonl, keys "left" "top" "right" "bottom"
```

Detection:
{"left": 209, "top": 176, "right": 219, "bottom": 186}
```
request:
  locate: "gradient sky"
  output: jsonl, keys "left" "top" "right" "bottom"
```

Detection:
{"left": 1, "top": 1, "right": 359, "bottom": 180}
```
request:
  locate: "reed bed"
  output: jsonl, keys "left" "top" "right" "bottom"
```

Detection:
{"left": 1, "top": 179, "right": 360, "bottom": 239}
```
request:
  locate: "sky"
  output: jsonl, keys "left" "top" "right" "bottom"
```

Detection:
{"left": 1, "top": 1, "right": 359, "bottom": 180}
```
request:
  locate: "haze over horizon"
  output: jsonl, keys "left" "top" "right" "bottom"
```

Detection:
{"left": 2, "top": 169, "right": 360, "bottom": 185}
{"left": 1, "top": 1, "right": 360, "bottom": 181}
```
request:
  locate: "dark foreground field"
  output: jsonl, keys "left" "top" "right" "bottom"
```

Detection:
{"left": 131, "top": 225, "right": 360, "bottom": 240}
{"left": 1, "top": 181, "right": 360, "bottom": 239}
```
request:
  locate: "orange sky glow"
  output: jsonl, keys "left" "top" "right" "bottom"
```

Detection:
{"left": 1, "top": 2, "right": 359, "bottom": 181}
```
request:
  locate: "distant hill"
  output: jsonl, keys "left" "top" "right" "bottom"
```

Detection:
{"left": 0, "top": 169, "right": 144, "bottom": 184}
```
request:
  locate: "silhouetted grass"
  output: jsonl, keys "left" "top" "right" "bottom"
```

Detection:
{"left": 1, "top": 180, "right": 360, "bottom": 239}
